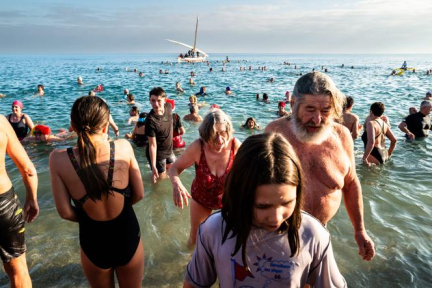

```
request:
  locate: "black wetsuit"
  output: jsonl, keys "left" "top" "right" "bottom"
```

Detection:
{"left": 403, "top": 112, "right": 431, "bottom": 138}
{"left": 67, "top": 141, "right": 140, "bottom": 269}
{"left": 7, "top": 114, "right": 29, "bottom": 140}
{"left": 362, "top": 120, "right": 388, "bottom": 164}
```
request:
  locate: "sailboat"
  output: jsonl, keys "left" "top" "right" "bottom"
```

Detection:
{"left": 166, "top": 17, "right": 208, "bottom": 63}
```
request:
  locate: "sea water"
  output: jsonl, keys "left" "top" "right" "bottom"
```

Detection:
{"left": 0, "top": 53, "right": 431, "bottom": 287}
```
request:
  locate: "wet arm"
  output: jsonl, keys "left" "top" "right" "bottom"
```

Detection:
{"left": 351, "top": 117, "right": 359, "bottom": 140}
{"left": 4, "top": 116, "right": 39, "bottom": 222}
{"left": 386, "top": 127, "right": 397, "bottom": 156}
{"left": 343, "top": 134, "right": 375, "bottom": 261}
{"left": 109, "top": 115, "right": 119, "bottom": 138}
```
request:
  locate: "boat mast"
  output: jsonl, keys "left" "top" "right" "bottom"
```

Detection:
{"left": 193, "top": 17, "right": 198, "bottom": 52}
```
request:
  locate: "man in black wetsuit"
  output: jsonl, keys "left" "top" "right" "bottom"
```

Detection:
{"left": 398, "top": 100, "right": 432, "bottom": 140}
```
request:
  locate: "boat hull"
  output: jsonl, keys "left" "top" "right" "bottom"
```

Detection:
{"left": 177, "top": 57, "right": 207, "bottom": 63}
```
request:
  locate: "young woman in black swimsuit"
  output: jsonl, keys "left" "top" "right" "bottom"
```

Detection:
{"left": 50, "top": 96, "right": 144, "bottom": 288}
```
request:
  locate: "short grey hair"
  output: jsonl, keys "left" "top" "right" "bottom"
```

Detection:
{"left": 292, "top": 72, "right": 345, "bottom": 121}
{"left": 420, "top": 100, "right": 431, "bottom": 109}
{"left": 199, "top": 109, "right": 233, "bottom": 142}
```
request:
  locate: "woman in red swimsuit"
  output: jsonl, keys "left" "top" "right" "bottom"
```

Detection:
{"left": 169, "top": 109, "right": 241, "bottom": 245}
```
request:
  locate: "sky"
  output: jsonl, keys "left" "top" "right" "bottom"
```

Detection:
{"left": 1, "top": 0, "right": 431, "bottom": 54}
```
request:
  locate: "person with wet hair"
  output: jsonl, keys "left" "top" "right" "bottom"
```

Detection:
{"left": 169, "top": 109, "right": 241, "bottom": 245}
{"left": 266, "top": 72, "right": 375, "bottom": 262}
{"left": 50, "top": 96, "right": 144, "bottom": 288}
{"left": 184, "top": 133, "right": 346, "bottom": 287}
{"left": 342, "top": 96, "right": 362, "bottom": 140}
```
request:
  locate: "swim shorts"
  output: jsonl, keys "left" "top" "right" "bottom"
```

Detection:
{"left": 0, "top": 187, "right": 26, "bottom": 262}
{"left": 146, "top": 151, "right": 176, "bottom": 173}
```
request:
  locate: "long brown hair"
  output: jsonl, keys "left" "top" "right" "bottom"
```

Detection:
{"left": 70, "top": 96, "right": 111, "bottom": 201}
{"left": 221, "top": 133, "right": 303, "bottom": 271}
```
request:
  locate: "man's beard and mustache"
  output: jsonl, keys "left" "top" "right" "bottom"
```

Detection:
{"left": 291, "top": 110, "right": 332, "bottom": 144}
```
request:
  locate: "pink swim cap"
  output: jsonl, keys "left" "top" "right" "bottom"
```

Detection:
{"left": 211, "top": 104, "right": 220, "bottom": 109}
{"left": 12, "top": 100, "right": 23, "bottom": 109}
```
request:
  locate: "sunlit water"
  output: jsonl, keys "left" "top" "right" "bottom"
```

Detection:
{"left": 0, "top": 53, "right": 431, "bottom": 287}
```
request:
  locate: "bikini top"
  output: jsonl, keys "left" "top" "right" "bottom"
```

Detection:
{"left": 66, "top": 141, "right": 130, "bottom": 207}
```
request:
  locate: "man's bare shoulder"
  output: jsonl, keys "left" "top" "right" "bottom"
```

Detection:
{"left": 265, "top": 117, "right": 291, "bottom": 134}
{"left": 332, "top": 122, "right": 354, "bottom": 150}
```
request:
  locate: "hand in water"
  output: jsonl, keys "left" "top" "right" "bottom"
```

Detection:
{"left": 355, "top": 230, "right": 375, "bottom": 261}
{"left": 24, "top": 198, "right": 39, "bottom": 223}
{"left": 152, "top": 168, "right": 159, "bottom": 183}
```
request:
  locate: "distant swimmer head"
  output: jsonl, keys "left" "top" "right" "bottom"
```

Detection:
{"left": 77, "top": 76, "right": 83, "bottom": 84}
{"left": 278, "top": 101, "right": 286, "bottom": 109}
{"left": 409, "top": 107, "right": 417, "bottom": 115}
{"left": 226, "top": 86, "right": 231, "bottom": 91}
{"left": 426, "top": 91, "right": 432, "bottom": 96}
{"left": 189, "top": 95, "right": 197, "bottom": 104}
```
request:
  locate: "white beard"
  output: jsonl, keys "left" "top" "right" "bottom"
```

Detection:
{"left": 291, "top": 115, "right": 331, "bottom": 145}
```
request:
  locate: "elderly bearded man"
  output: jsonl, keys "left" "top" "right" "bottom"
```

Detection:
{"left": 265, "top": 72, "right": 375, "bottom": 261}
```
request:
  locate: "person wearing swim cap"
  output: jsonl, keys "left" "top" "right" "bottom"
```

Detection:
{"left": 7, "top": 101, "right": 35, "bottom": 141}
{"left": 224, "top": 87, "right": 232, "bottom": 95}
{"left": 277, "top": 101, "right": 290, "bottom": 118}
{"left": 77, "top": 77, "right": 83, "bottom": 85}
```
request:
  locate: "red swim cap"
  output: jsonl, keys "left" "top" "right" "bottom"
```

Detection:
{"left": 34, "top": 125, "right": 52, "bottom": 136}
{"left": 278, "top": 101, "right": 286, "bottom": 108}
{"left": 12, "top": 100, "right": 23, "bottom": 109}
{"left": 211, "top": 104, "right": 220, "bottom": 109}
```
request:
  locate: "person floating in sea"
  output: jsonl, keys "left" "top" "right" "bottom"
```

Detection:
{"left": 241, "top": 117, "right": 260, "bottom": 130}
{"left": 77, "top": 76, "right": 83, "bottom": 85}
{"left": 265, "top": 71, "right": 375, "bottom": 261}
{"left": 195, "top": 86, "right": 207, "bottom": 97}
{"left": 176, "top": 82, "right": 184, "bottom": 93}
{"left": 126, "top": 94, "right": 135, "bottom": 105}
{"left": 50, "top": 96, "right": 144, "bottom": 288}
{"left": 168, "top": 109, "right": 241, "bottom": 245}
{"left": 22, "top": 125, "right": 76, "bottom": 143}
{"left": 183, "top": 133, "right": 346, "bottom": 287}
{"left": 183, "top": 104, "right": 203, "bottom": 123}
{"left": 224, "top": 86, "right": 232, "bottom": 95}
{"left": 362, "top": 102, "right": 397, "bottom": 165}
{"left": 127, "top": 106, "right": 139, "bottom": 125}
{"left": 189, "top": 78, "right": 196, "bottom": 85}
{"left": 7, "top": 100, "right": 35, "bottom": 141}
{"left": 342, "top": 96, "right": 362, "bottom": 140}
{"left": 423, "top": 91, "right": 432, "bottom": 100}
{"left": 0, "top": 115, "right": 39, "bottom": 288}
{"left": 398, "top": 100, "right": 431, "bottom": 140}
{"left": 37, "top": 84, "right": 44, "bottom": 96}
{"left": 277, "top": 101, "right": 290, "bottom": 118}
{"left": 262, "top": 93, "right": 270, "bottom": 104}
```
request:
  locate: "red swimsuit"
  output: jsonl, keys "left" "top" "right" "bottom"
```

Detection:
{"left": 191, "top": 139, "right": 235, "bottom": 210}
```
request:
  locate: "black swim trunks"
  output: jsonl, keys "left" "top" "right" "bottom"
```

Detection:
{"left": 0, "top": 187, "right": 26, "bottom": 262}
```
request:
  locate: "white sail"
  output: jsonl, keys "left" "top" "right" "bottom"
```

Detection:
{"left": 166, "top": 39, "right": 208, "bottom": 57}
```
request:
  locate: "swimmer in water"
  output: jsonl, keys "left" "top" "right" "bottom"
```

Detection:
{"left": 126, "top": 94, "right": 135, "bottom": 105}
{"left": 127, "top": 106, "right": 139, "bottom": 125}
{"left": 77, "top": 76, "right": 83, "bottom": 85}
{"left": 242, "top": 117, "right": 260, "bottom": 130}
{"left": 37, "top": 84, "right": 45, "bottom": 96}
{"left": 277, "top": 101, "right": 290, "bottom": 118}
{"left": 176, "top": 82, "right": 184, "bottom": 93}
{"left": 22, "top": 125, "right": 75, "bottom": 143}
{"left": 225, "top": 86, "right": 232, "bottom": 95}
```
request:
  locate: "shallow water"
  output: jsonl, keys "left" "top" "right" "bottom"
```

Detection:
{"left": 0, "top": 53, "right": 431, "bottom": 287}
